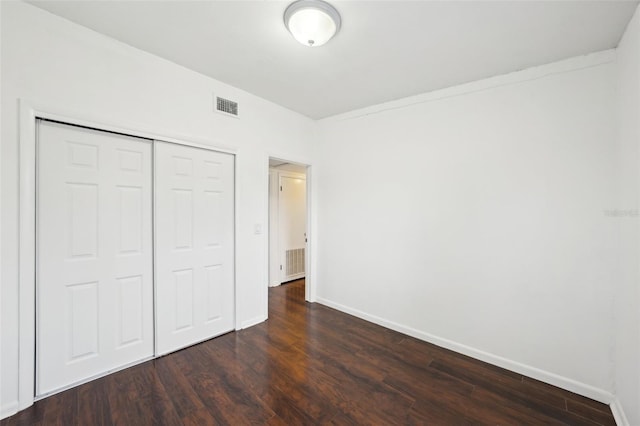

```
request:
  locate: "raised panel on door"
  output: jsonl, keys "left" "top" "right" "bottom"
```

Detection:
{"left": 155, "top": 141, "right": 235, "bottom": 356}
{"left": 37, "top": 121, "right": 154, "bottom": 397}
{"left": 279, "top": 174, "right": 306, "bottom": 283}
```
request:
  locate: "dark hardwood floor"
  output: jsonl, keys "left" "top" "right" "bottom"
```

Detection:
{"left": 3, "top": 279, "right": 615, "bottom": 425}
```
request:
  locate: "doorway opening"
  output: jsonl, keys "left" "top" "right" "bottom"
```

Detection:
{"left": 268, "top": 158, "right": 308, "bottom": 302}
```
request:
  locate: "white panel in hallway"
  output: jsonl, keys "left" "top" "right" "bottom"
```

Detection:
{"left": 154, "top": 142, "right": 234, "bottom": 355}
{"left": 37, "top": 121, "right": 154, "bottom": 396}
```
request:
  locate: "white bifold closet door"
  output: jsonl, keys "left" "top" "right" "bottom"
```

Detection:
{"left": 37, "top": 121, "right": 154, "bottom": 396}
{"left": 154, "top": 141, "right": 235, "bottom": 356}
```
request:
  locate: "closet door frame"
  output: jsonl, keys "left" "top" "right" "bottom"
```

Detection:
{"left": 17, "top": 100, "right": 237, "bottom": 411}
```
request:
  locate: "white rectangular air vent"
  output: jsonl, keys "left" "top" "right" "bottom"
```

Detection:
{"left": 286, "top": 248, "right": 305, "bottom": 276}
{"left": 215, "top": 96, "right": 239, "bottom": 117}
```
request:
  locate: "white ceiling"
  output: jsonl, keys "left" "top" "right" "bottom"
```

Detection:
{"left": 29, "top": 0, "right": 639, "bottom": 119}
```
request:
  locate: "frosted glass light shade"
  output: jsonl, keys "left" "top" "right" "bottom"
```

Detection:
{"left": 284, "top": 0, "right": 341, "bottom": 47}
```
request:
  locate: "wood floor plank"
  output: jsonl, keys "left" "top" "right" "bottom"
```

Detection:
{"left": 468, "top": 386, "right": 567, "bottom": 425}
{"left": 522, "top": 376, "right": 613, "bottom": 414}
{"left": 76, "top": 380, "right": 113, "bottom": 426}
{"left": 430, "top": 358, "right": 604, "bottom": 425}
{"left": 42, "top": 388, "right": 78, "bottom": 426}
{"left": 430, "top": 356, "right": 567, "bottom": 409}
{"left": 153, "top": 357, "right": 207, "bottom": 418}
{"left": 181, "top": 345, "right": 277, "bottom": 425}
{"left": 289, "top": 343, "right": 416, "bottom": 423}
{"left": 1, "top": 279, "right": 616, "bottom": 426}
{"left": 566, "top": 399, "right": 618, "bottom": 426}
{"left": 178, "top": 408, "right": 217, "bottom": 426}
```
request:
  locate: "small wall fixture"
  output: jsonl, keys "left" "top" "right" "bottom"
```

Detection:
{"left": 284, "top": 0, "right": 341, "bottom": 47}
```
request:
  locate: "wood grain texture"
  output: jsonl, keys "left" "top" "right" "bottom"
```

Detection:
{"left": 2, "top": 279, "right": 615, "bottom": 425}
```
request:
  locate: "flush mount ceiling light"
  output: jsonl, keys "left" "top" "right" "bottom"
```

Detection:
{"left": 284, "top": 0, "right": 341, "bottom": 47}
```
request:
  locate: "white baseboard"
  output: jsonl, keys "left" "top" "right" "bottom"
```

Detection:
{"left": 1, "top": 401, "right": 19, "bottom": 421}
{"left": 610, "top": 398, "right": 629, "bottom": 426}
{"left": 315, "top": 297, "right": 614, "bottom": 404}
{"left": 238, "top": 315, "right": 267, "bottom": 330}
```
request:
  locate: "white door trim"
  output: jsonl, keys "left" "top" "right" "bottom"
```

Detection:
{"left": 17, "top": 98, "right": 238, "bottom": 412}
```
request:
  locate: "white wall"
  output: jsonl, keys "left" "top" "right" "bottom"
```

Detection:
{"left": 0, "top": 2, "right": 316, "bottom": 417}
{"left": 613, "top": 4, "right": 640, "bottom": 425}
{"left": 316, "top": 51, "right": 619, "bottom": 400}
